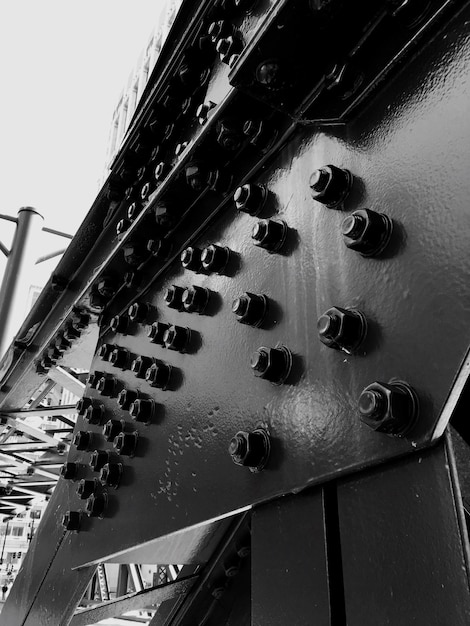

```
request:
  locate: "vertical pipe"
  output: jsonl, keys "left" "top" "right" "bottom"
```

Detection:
{"left": 0, "top": 207, "right": 44, "bottom": 357}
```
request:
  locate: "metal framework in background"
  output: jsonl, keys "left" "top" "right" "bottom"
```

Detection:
{"left": 1, "top": 0, "right": 470, "bottom": 624}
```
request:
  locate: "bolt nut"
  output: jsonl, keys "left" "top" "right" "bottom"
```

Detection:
{"left": 145, "top": 362, "right": 172, "bottom": 389}
{"left": 73, "top": 431, "right": 94, "bottom": 451}
{"left": 128, "top": 302, "right": 150, "bottom": 323}
{"left": 116, "top": 218, "right": 132, "bottom": 237}
{"left": 62, "top": 511, "right": 81, "bottom": 531}
{"left": 71, "top": 310, "right": 90, "bottom": 329}
{"left": 196, "top": 100, "right": 216, "bottom": 125}
{"left": 228, "top": 428, "right": 270, "bottom": 471}
{"left": 84, "top": 403, "right": 105, "bottom": 425}
{"left": 60, "top": 462, "right": 79, "bottom": 480}
{"left": 113, "top": 431, "right": 138, "bottom": 457}
{"left": 109, "top": 347, "right": 130, "bottom": 369}
{"left": 117, "top": 388, "right": 138, "bottom": 411}
{"left": 147, "top": 322, "right": 170, "bottom": 345}
{"left": 76, "top": 479, "right": 98, "bottom": 500}
{"left": 163, "top": 325, "right": 191, "bottom": 352}
{"left": 110, "top": 315, "right": 129, "bottom": 335}
{"left": 85, "top": 493, "right": 107, "bottom": 518}
{"left": 129, "top": 398, "right": 155, "bottom": 422}
{"left": 164, "top": 285, "right": 185, "bottom": 310}
{"left": 155, "top": 161, "right": 170, "bottom": 181}
{"left": 102, "top": 419, "right": 124, "bottom": 442}
{"left": 201, "top": 245, "right": 230, "bottom": 273}
{"left": 131, "top": 355, "right": 153, "bottom": 379}
{"left": 216, "top": 34, "right": 244, "bottom": 64}
{"left": 309, "top": 164, "right": 353, "bottom": 208}
{"left": 358, "top": 381, "right": 419, "bottom": 437}
{"left": 317, "top": 306, "right": 367, "bottom": 353}
{"left": 182, "top": 286, "right": 210, "bottom": 314}
{"left": 147, "top": 238, "right": 173, "bottom": 259}
{"left": 233, "top": 184, "right": 267, "bottom": 215}
{"left": 55, "top": 333, "right": 71, "bottom": 352}
{"left": 96, "top": 376, "right": 116, "bottom": 397}
{"left": 208, "top": 19, "right": 232, "bottom": 42}
{"left": 141, "top": 181, "right": 152, "bottom": 201}
{"left": 342, "top": 208, "right": 393, "bottom": 257}
{"left": 181, "top": 247, "right": 203, "bottom": 272}
{"left": 127, "top": 202, "right": 141, "bottom": 220}
{"left": 64, "top": 324, "right": 80, "bottom": 341}
{"left": 232, "top": 293, "right": 268, "bottom": 327}
{"left": 89, "top": 450, "right": 110, "bottom": 472}
{"left": 87, "top": 371, "right": 104, "bottom": 388}
{"left": 250, "top": 346, "right": 293, "bottom": 384}
{"left": 98, "top": 343, "right": 114, "bottom": 360}
{"left": 76, "top": 397, "right": 93, "bottom": 415}
{"left": 100, "top": 462, "right": 123, "bottom": 489}
{"left": 251, "top": 219, "right": 287, "bottom": 253}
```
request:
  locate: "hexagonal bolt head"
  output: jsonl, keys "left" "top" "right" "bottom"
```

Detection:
{"left": 243, "top": 119, "right": 275, "bottom": 149}
{"left": 76, "top": 479, "right": 98, "bottom": 500}
{"left": 232, "top": 293, "right": 268, "bottom": 327}
{"left": 182, "top": 286, "right": 210, "bottom": 314}
{"left": 109, "top": 347, "right": 129, "bottom": 370}
{"left": 84, "top": 403, "right": 105, "bottom": 425}
{"left": 309, "top": 164, "right": 353, "bottom": 208}
{"left": 85, "top": 493, "right": 107, "bottom": 518}
{"left": 96, "top": 277, "right": 116, "bottom": 298}
{"left": 216, "top": 120, "right": 243, "bottom": 150}
{"left": 358, "top": 381, "right": 419, "bottom": 437}
{"left": 147, "top": 238, "right": 173, "bottom": 259}
{"left": 100, "top": 462, "right": 123, "bottom": 489}
{"left": 113, "top": 432, "right": 138, "bottom": 457}
{"left": 89, "top": 450, "right": 110, "bottom": 472}
{"left": 342, "top": 208, "right": 393, "bottom": 257}
{"left": 228, "top": 429, "right": 271, "bottom": 472}
{"left": 181, "top": 247, "right": 203, "bottom": 272}
{"left": 129, "top": 398, "right": 154, "bottom": 422}
{"left": 164, "top": 285, "right": 185, "bottom": 310}
{"left": 185, "top": 162, "right": 209, "bottom": 191}
{"left": 145, "top": 362, "right": 171, "bottom": 389}
{"left": 73, "top": 431, "right": 93, "bottom": 451}
{"left": 128, "top": 302, "right": 150, "bottom": 323}
{"left": 250, "top": 346, "right": 293, "bottom": 384}
{"left": 76, "top": 397, "right": 92, "bottom": 415}
{"left": 317, "top": 306, "right": 367, "bottom": 353}
{"left": 60, "top": 462, "right": 79, "bottom": 480}
{"left": 117, "top": 388, "right": 138, "bottom": 411}
{"left": 251, "top": 219, "right": 288, "bottom": 253}
{"left": 71, "top": 310, "right": 90, "bottom": 329}
{"left": 110, "top": 315, "right": 129, "bottom": 335}
{"left": 201, "top": 245, "right": 230, "bottom": 273}
{"left": 163, "top": 325, "right": 191, "bottom": 352}
{"left": 96, "top": 376, "right": 116, "bottom": 397}
{"left": 147, "top": 322, "right": 170, "bottom": 345}
{"left": 62, "top": 511, "right": 81, "bottom": 531}
{"left": 131, "top": 356, "right": 152, "bottom": 379}
{"left": 102, "top": 419, "right": 124, "bottom": 442}
{"left": 123, "top": 241, "right": 145, "bottom": 266}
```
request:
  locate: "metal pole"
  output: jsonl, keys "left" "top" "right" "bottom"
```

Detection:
{"left": 0, "top": 517, "right": 12, "bottom": 565}
{"left": 0, "top": 208, "right": 44, "bottom": 357}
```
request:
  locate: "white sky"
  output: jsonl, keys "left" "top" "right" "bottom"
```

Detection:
{"left": 0, "top": 0, "right": 168, "bottom": 236}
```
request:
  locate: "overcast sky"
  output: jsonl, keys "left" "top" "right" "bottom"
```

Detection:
{"left": 0, "top": 1, "right": 167, "bottom": 236}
